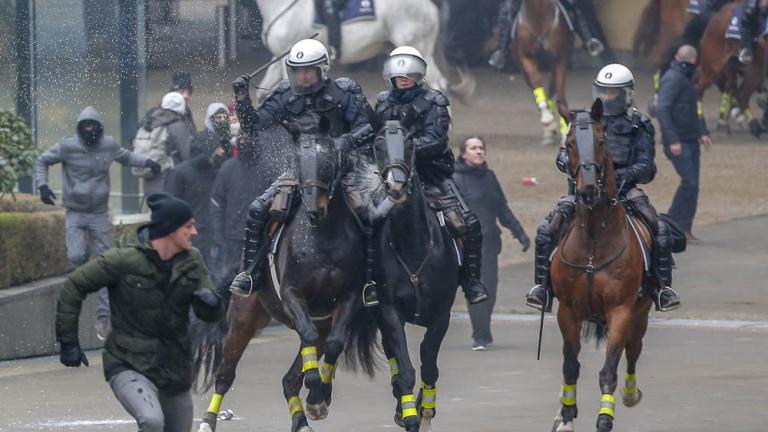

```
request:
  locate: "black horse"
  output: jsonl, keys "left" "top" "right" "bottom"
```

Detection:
{"left": 194, "top": 113, "right": 378, "bottom": 432}
{"left": 349, "top": 121, "right": 462, "bottom": 432}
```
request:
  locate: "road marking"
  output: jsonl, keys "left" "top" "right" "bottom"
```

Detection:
{"left": 451, "top": 312, "right": 768, "bottom": 331}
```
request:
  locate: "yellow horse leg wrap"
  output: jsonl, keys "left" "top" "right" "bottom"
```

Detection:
{"left": 401, "top": 394, "right": 418, "bottom": 419}
{"left": 288, "top": 395, "right": 304, "bottom": 417}
{"left": 623, "top": 372, "right": 638, "bottom": 395}
{"left": 207, "top": 393, "right": 223, "bottom": 414}
{"left": 301, "top": 346, "right": 318, "bottom": 373}
{"left": 559, "top": 116, "right": 569, "bottom": 136}
{"left": 599, "top": 393, "right": 616, "bottom": 417}
{"left": 560, "top": 384, "right": 577, "bottom": 406}
{"left": 420, "top": 383, "right": 437, "bottom": 410}
{"left": 697, "top": 101, "right": 704, "bottom": 117}
{"left": 319, "top": 359, "right": 337, "bottom": 384}
{"left": 533, "top": 87, "right": 549, "bottom": 106}
{"left": 745, "top": 108, "right": 755, "bottom": 122}
{"left": 720, "top": 93, "right": 732, "bottom": 116}
{"left": 653, "top": 71, "right": 660, "bottom": 91}
{"left": 388, "top": 357, "right": 399, "bottom": 377}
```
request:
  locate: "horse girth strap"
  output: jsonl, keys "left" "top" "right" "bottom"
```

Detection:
{"left": 558, "top": 219, "right": 630, "bottom": 274}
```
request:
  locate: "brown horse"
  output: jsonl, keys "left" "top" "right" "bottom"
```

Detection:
{"left": 511, "top": 0, "right": 573, "bottom": 145}
{"left": 550, "top": 100, "right": 654, "bottom": 432}
{"left": 697, "top": 1, "right": 768, "bottom": 137}
{"left": 634, "top": 0, "right": 691, "bottom": 85}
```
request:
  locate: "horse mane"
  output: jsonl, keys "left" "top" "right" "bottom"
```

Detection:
{"left": 349, "top": 157, "right": 388, "bottom": 208}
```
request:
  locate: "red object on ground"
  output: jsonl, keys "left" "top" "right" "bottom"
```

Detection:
{"left": 522, "top": 177, "right": 538, "bottom": 185}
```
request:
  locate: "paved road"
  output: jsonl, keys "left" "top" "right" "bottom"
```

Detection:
{"left": 1, "top": 216, "right": 766, "bottom": 431}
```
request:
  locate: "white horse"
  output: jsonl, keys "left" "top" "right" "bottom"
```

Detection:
{"left": 254, "top": 0, "right": 474, "bottom": 102}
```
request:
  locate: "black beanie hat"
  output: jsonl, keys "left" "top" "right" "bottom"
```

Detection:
{"left": 143, "top": 193, "right": 194, "bottom": 240}
{"left": 171, "top": 72, "right": 193, "bottom": 91}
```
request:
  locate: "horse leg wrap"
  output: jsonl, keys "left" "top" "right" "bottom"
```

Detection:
{"left": 623, "top": 373, "right": 638, "bottom": 396}
{"left": 207, "top": 393, "right": 224, "bottom": 414}
{"left": 301, "top": 346, "right": 319, "bottom": 373}
{"left": 719, "top": 93, "right": 732, "bottom": 118}
{"left": 288, "top": 395, "right": 304, "bottom": 417}
{"left": 560, "top": 384, "right": 577, "bottom": 407}
{"left": 533, "top": 87, "right": 549, "bottom": 109}
{"left": 420, "top": 383, "right": 437, "bottom": 410}
{"left": 653, "top": 71, "right": 660, "bottom": 91}
{"left": 697, "top": 101, "right": 704, "bottom": 118}
{"left": 401, "top": 394, "right": 418, "bottom": 419}
{"left": 388, "top": 357, "right": 399, "bottom": 377}
{"left": 598, "top": 393, "right": 616, "bottom": 418}
{"left": 319, "top": 359, "right": 337, "bottom": 385}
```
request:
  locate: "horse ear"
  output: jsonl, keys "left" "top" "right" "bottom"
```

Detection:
{"left": 591, "top": 98, "right": 604, "bottom": 122}
{"left": 557, "top": 100, "right": 573, "bottom": 123}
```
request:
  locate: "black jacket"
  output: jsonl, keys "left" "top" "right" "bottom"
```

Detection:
{"left": 165, "top": 154, "right": 219, "bottom": 242}
{"left": 452, "top": 158, "right": 526, "bottom": 254}
{"left": 375, "top": 86, "right": 454, "bottom": 185}
{"left": 209, "top": 153, "right": 267, "bottom": 243}
{"left": 657, "top": 60, "right": 705, "bottom": 145}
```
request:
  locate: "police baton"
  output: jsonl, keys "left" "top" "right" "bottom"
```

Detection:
{"left": 246, "top": 32, "right": 320, "bottom": 90}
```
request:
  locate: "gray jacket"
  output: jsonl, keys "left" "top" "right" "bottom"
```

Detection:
{"left": 35, "top": 106, "right": 148, "bottom": 213}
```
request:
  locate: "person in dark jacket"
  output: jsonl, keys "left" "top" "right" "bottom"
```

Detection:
{"left": 165, "top": 103, "right": 232, "bottom": 266}
{"left": 140, "top": 92, "right": 196, "bottom": 195}
{"left": 36, "top": 106, "right": 159, "bottom": 341}
{"left": 209, "top": 135, "right": 267, "bottom": 284}
{"left": 657, "top": 45, "right": 713, "bottom": 241}
{"left": 454, "top": 136, "right": 530, "bottom": 351}
{"left": 171, "top": 71, "right": 197, "bottom": 132}
{"left": 55, "top": 193, "right": 223, "bottom": 432}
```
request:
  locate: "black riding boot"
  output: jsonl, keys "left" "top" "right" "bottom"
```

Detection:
{"left": 362, "top": 226, "right": 380, "bottom": 307}
{"left": 562, "top": 0, "right": 603, "bottom": 56}
{"left": 324, "top": 0, "right": 343, "bottom": 61}
{"left": 229, "top": 187, "right": 276, "bottom": 297}
{"left": 740, "top": 0, "right": 760, "bottom": 64}
{"left": 526, "top": 221, "right": 554, "bottom": 312}
{"left": 653, "top": 219, "right": 681, "bottom": 312}
{"left": 488, "top": 0, "right": 522, "bottom": 69}
{"left": 462, "top": 217, "right": 489, "bottom": 305}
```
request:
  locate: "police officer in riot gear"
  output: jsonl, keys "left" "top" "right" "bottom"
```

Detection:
{"left": 526, "top": 64, "right": 682, "bottom": 313}
{"left": 360, "top": 46, "right": 489, "bottom": 307}
{"left": 489, "top": 0, "right": 608, "bottom": 70}
{"left": 739, "top": 0, "right": 764, "bottom": 64}
{"left": 229, "top": 39, "right": 373, "bottom": 295}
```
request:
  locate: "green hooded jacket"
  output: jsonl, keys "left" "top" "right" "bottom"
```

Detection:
{"left": 55, "top": 235, "right": 221, "bottom": 395}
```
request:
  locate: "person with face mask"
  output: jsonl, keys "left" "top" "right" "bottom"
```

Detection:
{"left": 35, "top": 106, "right": 160, "bottom": 341}
{"left": 165, "top": 103, "right": 232, "bottom": 266}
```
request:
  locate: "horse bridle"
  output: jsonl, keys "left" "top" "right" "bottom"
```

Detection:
{"left": 567, "top": 111, "right": 610, "bottom": 207}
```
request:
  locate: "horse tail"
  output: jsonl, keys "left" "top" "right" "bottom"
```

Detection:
{"left": 190, "top": 277, "right": 234, "bottom": 394}
{"left": 342, "top": 303, "right": 381, "bottom": 378}
{"left": 633, "top": 0, "right": 662, "bottom": 58}
{"left": 581, "top": 319, "right": 608, "bottom": 348}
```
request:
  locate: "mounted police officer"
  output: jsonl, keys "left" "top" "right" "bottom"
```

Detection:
{"left": 489, "top": 0, "right": 607, "bottom": 69}
{"left": 739, "top": 0, "right": 766, "bottom": 64}
{"left": 317, "top": 0, "right": 348, "bottom": 61}
{"left": 526, "top": 64, "right": 681, "bottom": 314}
{"left": 228, "top": 38, "right": 373, "bottom": 295}
{"left": 360, "top": 46, "right": 489, "bottom": 307}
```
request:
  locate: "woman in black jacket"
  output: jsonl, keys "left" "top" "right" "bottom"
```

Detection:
{"left": 453, "top": 136, "right": 530, "bottom": 350}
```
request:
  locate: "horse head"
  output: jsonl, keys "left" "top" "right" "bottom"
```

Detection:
{"left": 284, "top": 113, "right": 340, "bottom": 227}
{"left": 373, "top": 120, "right": 416, "bottom": 203}
{"left": 559, "top": 99, "right": 616, "bottom": 207}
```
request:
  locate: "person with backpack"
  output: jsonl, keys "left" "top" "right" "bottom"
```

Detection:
{"left": 133, "top": 92, "right": 194, "bottom": 195}
{"left": 36, "top": 106, "right": 160, "bottom": 340}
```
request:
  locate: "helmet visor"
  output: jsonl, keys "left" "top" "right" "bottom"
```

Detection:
{"left": 593, "top": 86, "right": 631, "bottom": 116}
{"left": 383, "top": 55, "right": 426, "bottom": 87}
{"left": 287, "top": 66, "right": 324, "bottom": 96}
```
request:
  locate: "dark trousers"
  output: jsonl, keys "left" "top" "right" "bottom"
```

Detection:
{"left": 467, "top": 246, "right": 499, "bottom": 345}
{"left": 665, "top": 142, "right": 701, "bottom": 233}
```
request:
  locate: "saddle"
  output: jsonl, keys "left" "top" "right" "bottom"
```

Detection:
{"left": 725, "top": 4, "right": 768, "bottom": 40}
{"left": 314, "top": 0, "right": 376, "bottom": 26}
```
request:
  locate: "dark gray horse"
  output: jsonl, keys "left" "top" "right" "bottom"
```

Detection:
{"left": 194, "top": 114, "right": 378, "bottom": 432}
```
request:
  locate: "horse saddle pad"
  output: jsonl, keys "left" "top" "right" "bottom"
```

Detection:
{"left": 314, "top": 0, "right": 376, "bottom": 26}
{"left": 726, "top": 5, "right": 768, "bottom": 40}
{"left": 511, "top": 0, "right": 574, "bottom": 39}
{"left": 687, "top": 0, "right": 703, "bottom": 15}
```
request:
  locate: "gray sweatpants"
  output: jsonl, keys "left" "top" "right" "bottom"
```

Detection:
{"left": 65, "top": 210, "right": 111, "bottom": 318}
{"left": 109, "top": 370, "right": 193, "bottom": 432}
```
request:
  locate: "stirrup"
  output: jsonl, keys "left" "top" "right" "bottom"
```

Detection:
{"left": 230, "top": 271, "right": 254, "bottom": 298}
{"left": 739, "top": 47, "right": 753, "bottom": 65}
{"left": 362, "top": 281, "right": 380, "bottom": 308}
{"left": 655, "top": 286, "right": 681, "bottom": 312}
{"left": 586, "top": 38, "right": 604, "bottom": 57}
{"left": 488, "top": 49, "right": 506, "bottom": 70}
{"left": 525, "top": 285, "right": 552, "bottom": 313}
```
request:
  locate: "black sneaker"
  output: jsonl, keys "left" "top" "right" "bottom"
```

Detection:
{"left": 525, "top": 285, "right": 552, "bottom": 313}
{"left": 655, "top": 287, "right": 681, "bottom": 312}
{"left": 465, "top": 281, "right": 489, "bottom": 305}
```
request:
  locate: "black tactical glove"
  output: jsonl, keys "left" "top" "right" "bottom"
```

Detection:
{"left": 145, "top": 159, "right": 162, "bottom": 175}
{"left": 518, "top": 232, "right": 531, "bottom": 252}
{"left": 615, "top": 168, "right": 634, "bottom": 187}
{"left": 350, "top": 124, "right": 374, "bottom": 147}
{"left": 59, "top": 341, "right": 89, "bottom": 367}
{"left": 232, "top": 74, "right": 250, "bottom": 100}
{"left": 192, "top": 289, "right": 222, "bottom": 322}
{"left": 39, "top": 185, "right": 57, "bottom": 206}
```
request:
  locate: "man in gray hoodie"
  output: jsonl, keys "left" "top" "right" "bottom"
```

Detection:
{"left": 36, "top": 106, "right": 160, "bottom": 339}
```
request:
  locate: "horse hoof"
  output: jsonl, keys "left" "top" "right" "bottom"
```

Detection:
{"left": 420, "top": 415, "right": 433, "bottom": 432}
{"left": 554, "top": 420, "right": 574, "bottom": 432}
{"left": 197, "top": 422, "right": 214, "bottom": 432}
{"left": 596, "top": 414, "right": 613, "bottom": 432}
{"left": 306, "top": 401, "right": 328, "bottom": 421}
{"left": 297, "top": 426, "right": 314, "bottom": 432}
{"left": 394, "top": 412, "right": 406, "bottom": 428}
{"left": 622, "top": 388, "right": 643, "bottom": 407}
{"left": 749, "top": 119, "right": 763, "bottom": 138}
{"left": 541, "top": 112, "right": 555, "bottom": 125}
{"left": 198, "top": 411, "right": 217, "bottom": 432}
